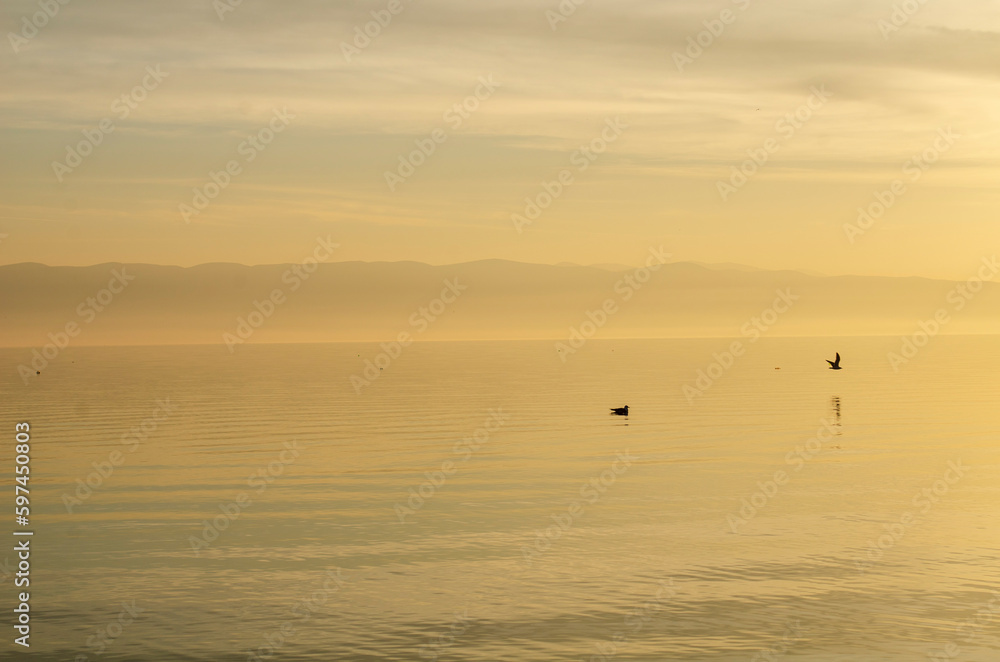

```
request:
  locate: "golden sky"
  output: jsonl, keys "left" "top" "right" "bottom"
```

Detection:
{"left": 2, "top": 0, "right": 999, "bottom": 279}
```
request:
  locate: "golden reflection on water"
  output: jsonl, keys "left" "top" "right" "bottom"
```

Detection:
{"left": 1, "top": 337, "right": 999, "bottom": 660}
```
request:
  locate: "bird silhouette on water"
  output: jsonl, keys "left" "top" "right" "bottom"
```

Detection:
{"left": 610, "top": 405, "right": 629, "bottom": 416}
{"left": 827, "top": 353, "right": 842, "bottom": 370}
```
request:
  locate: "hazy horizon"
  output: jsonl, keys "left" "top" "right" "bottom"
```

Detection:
{"left": 5, "top": 258, "right": 999, "bottom": 350}
{"left": 0, "top": 256, "right": 987, "bottom": 283}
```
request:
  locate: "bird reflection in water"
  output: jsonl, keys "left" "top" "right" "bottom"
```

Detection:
{"left": 830, "top": 396, "right": 843, "bottom": 446}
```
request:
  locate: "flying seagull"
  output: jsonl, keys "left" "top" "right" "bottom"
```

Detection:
{"left": 827, "top": 353, "right": 842, "bottom": 370}
{"left": 610, "top": 405, "right": 629, "bottom": 416}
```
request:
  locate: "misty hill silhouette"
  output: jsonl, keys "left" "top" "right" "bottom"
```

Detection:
{"left": 1, "top": 260, "right": 997, "bottom": 346}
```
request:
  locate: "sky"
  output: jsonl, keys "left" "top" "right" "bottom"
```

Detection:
{"left": 2, "top": 0, "right": 999, "bottom": 279}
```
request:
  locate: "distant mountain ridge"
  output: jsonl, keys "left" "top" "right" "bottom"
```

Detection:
{"left": 1, "top": 259, "right": 998, "bottom": 347}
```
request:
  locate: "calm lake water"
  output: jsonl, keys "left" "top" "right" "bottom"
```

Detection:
{"left": 2, "top": 337, "right": 999, "bottom": 661}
